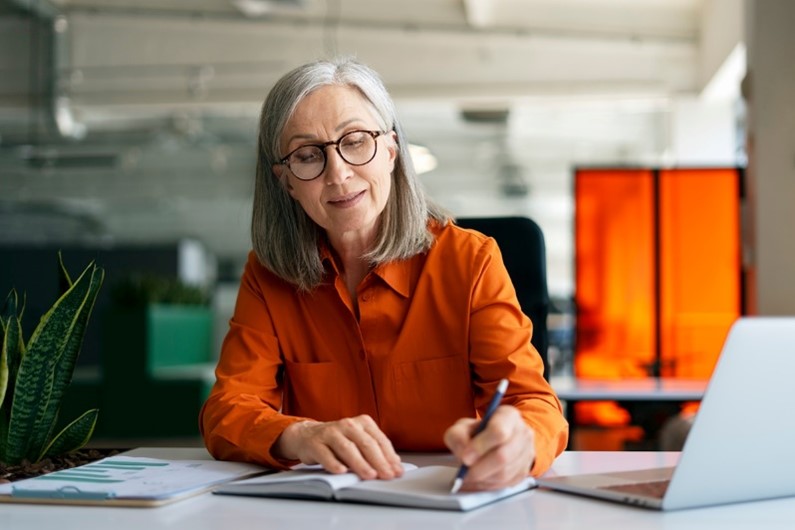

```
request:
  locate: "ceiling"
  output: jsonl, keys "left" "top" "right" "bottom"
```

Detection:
{"left": 1, "top": 0, "right": 742, "bottom": 294}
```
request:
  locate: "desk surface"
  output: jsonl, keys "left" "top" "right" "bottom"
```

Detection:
{"left": 3, "top": 447, "right": 794, "bottom": 529}
{"left": 550, "top": 376, "right": 709, "bottom": 401}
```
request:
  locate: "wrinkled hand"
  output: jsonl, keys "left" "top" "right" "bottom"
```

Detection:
{"left": 444, "top": 405, "right": 535, "bottom": 491}
{"left": 273, "top": 415, "right": 404, "bottom": 480}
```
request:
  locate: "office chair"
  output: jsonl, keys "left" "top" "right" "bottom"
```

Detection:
{"left": 456, "top": 216, "right": 551, "bottom": 380}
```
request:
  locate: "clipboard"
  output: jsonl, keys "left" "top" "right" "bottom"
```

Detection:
{"left": 0, "top": 485, "right": 216, "bottom": 507}
{"left": 0, "top": 455, "right": 270, "bottom": 507}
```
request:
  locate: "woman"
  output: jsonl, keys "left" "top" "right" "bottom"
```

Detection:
{"left": 200, "top": 57, "right": 568, "bottom": 492}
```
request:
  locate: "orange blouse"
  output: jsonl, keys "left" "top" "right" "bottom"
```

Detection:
{"left": 200, "top": 222, "right": 568, "bottom": 475}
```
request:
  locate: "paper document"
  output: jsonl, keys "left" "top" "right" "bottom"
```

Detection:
{"left": 0, "top": 456, "right": 268, "bottom": 506}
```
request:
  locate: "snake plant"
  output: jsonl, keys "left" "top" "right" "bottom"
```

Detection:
{"left": 0, "top": 254, "right": 104, "bottom": 465}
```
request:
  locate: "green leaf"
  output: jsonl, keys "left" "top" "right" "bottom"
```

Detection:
{"left": 1, "top": 291, "right": 24, "bottom": 463}
{"left": 57, "top": 251, "right": 74, "bottom": 294}
{"left": 0, "top": 289, "right": 15, "bottom": 325}
{"left": 18, "top": 291, "right": 26, "bottom": 327}
{"left": 5, "top": 261, "right": 98, "bottom": 463}
{"left": 33, "top": 265, "right": 104, "bottom": 460}
{"left": 3, "top": 314, "right": 24, "bottom": 407}
{"left": 0, "top": 406, "right": 7, "bottom": 463}
{"left": 1, "top": 319, "right": 9, "bottom": 412}
{"left": 1, "top": 291, "right": 20, "bottom": 463}
{"left": 41, "top": 409, "right": 98, "bottom": 460}
{"left": 1, "top": 291, "right": 22, "bottom": 413}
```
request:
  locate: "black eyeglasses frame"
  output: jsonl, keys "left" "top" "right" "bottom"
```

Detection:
{"left": 279, "top": 129, "right": 388, "bottom": 181}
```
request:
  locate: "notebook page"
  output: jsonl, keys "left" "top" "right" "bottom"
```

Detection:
{"left": 337, "top": 466, "right": 535, "bottom": 511}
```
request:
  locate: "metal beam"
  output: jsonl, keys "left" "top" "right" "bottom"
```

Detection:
{"left": 8, "top": 0, "right": 60, "bottom": 19}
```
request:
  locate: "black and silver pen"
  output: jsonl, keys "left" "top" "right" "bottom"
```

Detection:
{"left": 450, "top": 378, "right": 509, "bottom": 494}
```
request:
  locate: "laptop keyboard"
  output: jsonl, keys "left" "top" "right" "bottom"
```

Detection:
{"left": 598, "top": 480, "right": 670, "bottom": 499}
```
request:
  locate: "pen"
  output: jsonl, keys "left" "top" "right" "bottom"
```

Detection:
{"left": 450, "top": 378, "right": 509, "bottom": 494}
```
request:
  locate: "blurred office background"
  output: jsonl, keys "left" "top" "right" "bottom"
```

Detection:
{"left": 1, "top": 0, "right": 793, "bottom": 445}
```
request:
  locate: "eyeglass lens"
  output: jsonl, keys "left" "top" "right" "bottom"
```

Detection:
{"left": 287, "top": 130, "right": 378, "bottom": 180}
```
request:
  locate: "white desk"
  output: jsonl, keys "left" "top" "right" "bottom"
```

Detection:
{"left": 550, "top": 377, "right": 708, "bottom": 450}
{"left": 3, "top": 448, "right": 795, "bottom": 529}
{"left": 550, "top": 376, "right": 708, "bottom": 402}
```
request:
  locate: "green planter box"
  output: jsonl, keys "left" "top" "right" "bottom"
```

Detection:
{"left": 145, "top": 305, "right": 213, "bottom": 370}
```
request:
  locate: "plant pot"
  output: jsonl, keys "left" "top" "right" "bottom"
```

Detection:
{"left": 0, "top": 448, "right": 123, "bottom": 484}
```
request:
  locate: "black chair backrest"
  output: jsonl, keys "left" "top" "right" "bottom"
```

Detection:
{"left": 456, "top": 216, "right": 550, "bottom": 380}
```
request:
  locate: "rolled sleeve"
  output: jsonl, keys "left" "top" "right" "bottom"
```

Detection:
{"left": 468, "top": 237, "right": 569, "bottom": 476}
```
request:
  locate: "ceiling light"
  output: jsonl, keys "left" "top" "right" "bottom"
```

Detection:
{"left": 54, "top": 96, "right": 87, "bottom": 140}
{"left": 232, "top": 0, "right": 306, "bottom": 17}
{"left": 408, "top": 144, "right": 437, "bottom": 175}
{"left": 462, "top": 0, "right": 494, "bottom": 28}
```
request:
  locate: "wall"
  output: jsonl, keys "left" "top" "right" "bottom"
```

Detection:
{"left": 700, "top": 0, "right": 744, "bottom": 90}
{"left": 0, "top": 241, "right": 211, "bottom": 366}
{"left": 745, "top": 0, "right": 795, "bottom": 314}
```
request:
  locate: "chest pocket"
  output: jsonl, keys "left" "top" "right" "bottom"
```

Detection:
{"left": 282, "top": 359, "right": 342, "bottom": 421}
{"left": 387, "top": 355, "right": 474, "bottom": 450}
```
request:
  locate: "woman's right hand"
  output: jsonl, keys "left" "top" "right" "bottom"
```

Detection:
{"left": 272, "top": 415, "right": 404, "bottom": 480}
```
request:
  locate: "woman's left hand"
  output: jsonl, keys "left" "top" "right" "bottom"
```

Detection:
{"left": 443, "top": 405, "right": 536, "bottom": 491}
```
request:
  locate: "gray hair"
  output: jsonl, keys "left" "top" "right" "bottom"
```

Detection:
{"left": 251, "top": 57, "right": 449, "bottom": 291}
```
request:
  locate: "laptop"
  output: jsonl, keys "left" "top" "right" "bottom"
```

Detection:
{"left": 537, "top": 317, "right": 795, "bottom": 510}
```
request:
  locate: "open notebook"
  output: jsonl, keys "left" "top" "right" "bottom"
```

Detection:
{"left": 537, "top": 317, "right": 795, "bottom": 510}
{"left": 215, "top": 464, "right": 534, "bottom": 511}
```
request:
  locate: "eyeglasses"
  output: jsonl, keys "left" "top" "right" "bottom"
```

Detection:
{"left": 279, "top": 129, "right": 387, "bottom": 181}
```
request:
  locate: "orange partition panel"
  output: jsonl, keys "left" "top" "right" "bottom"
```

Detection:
{"left": 658, "top": 169, "right": 741, "bottom": 378}
{"left": 575, "top": 170, "right": 657, "bottom": 424}
{"left": 574, "top": 167, "right": 742, "bottom": 427}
